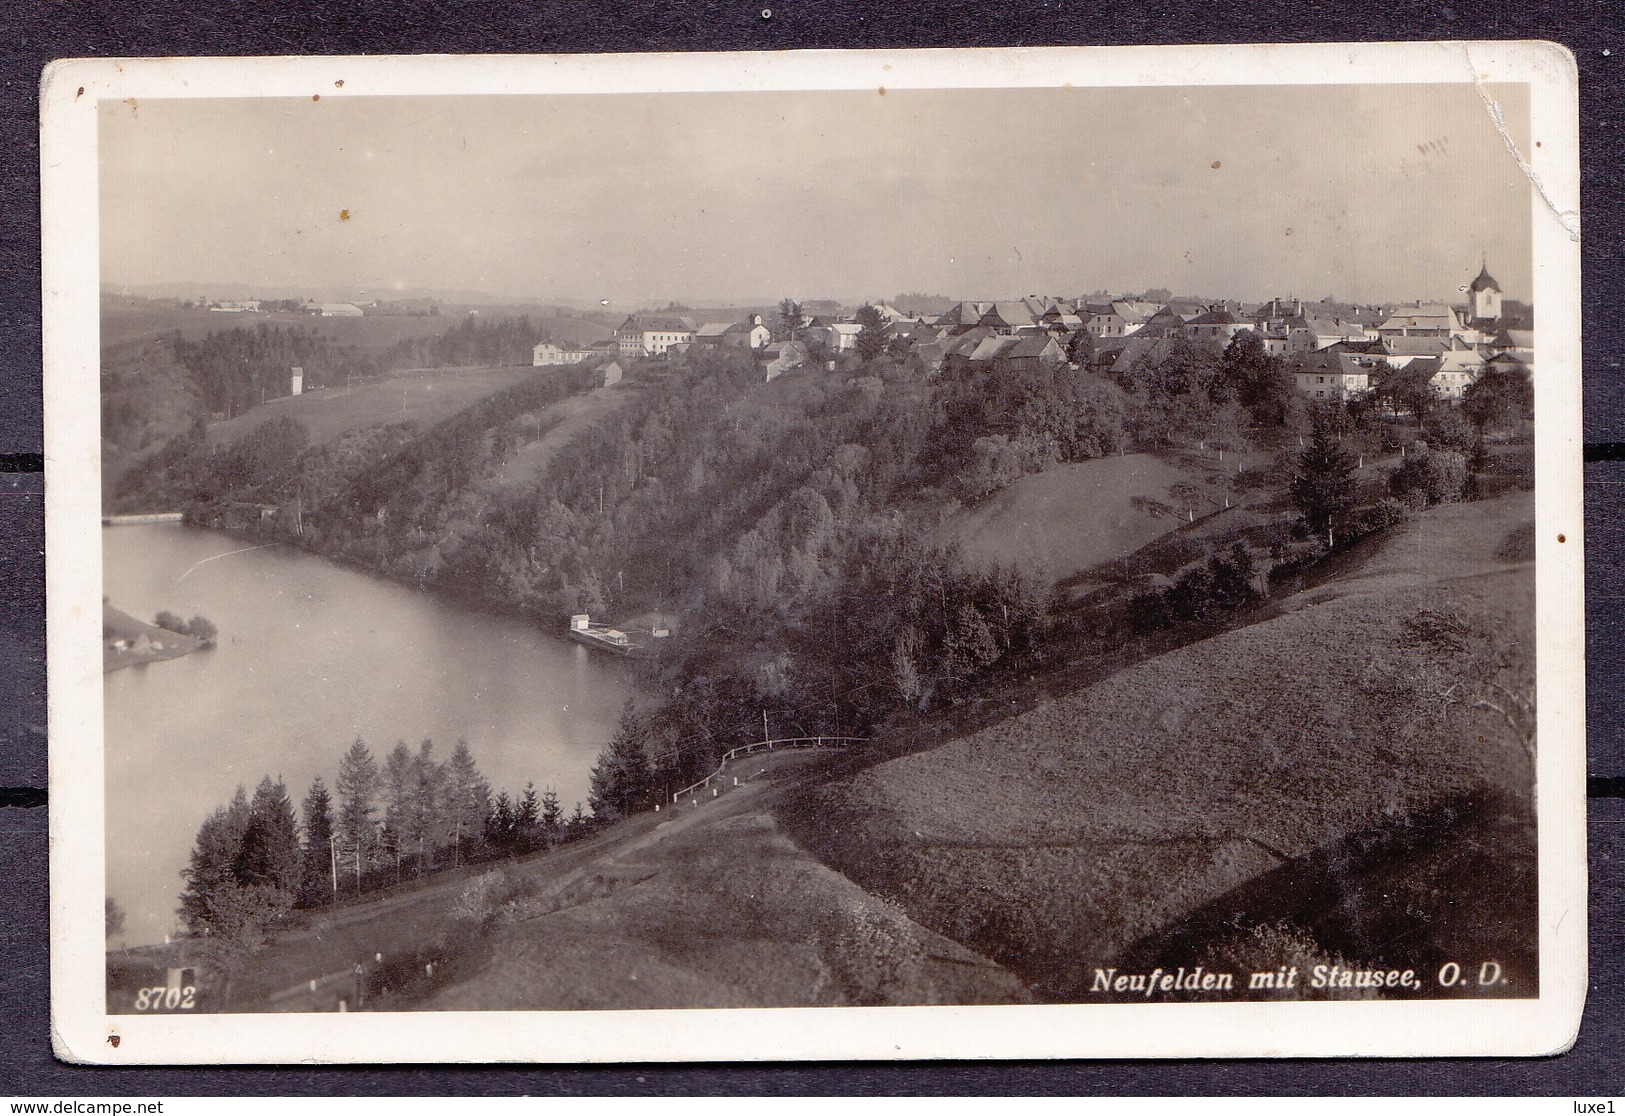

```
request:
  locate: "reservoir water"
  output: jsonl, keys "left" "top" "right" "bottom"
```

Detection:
{"left": 103, "top": 525, "right": 631, "bottom": 947}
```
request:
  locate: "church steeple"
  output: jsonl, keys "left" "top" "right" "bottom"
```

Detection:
{"left": 1467, "top": 256, "right": 1502, "bottom": 323}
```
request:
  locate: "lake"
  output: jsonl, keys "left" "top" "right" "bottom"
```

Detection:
{"left": 103, "top": 524, "right": 631, "bottom": 947}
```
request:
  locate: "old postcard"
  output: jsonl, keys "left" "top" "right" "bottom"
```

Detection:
{"left": 44, "top": 43, "right": 1585, "bottom": 1062}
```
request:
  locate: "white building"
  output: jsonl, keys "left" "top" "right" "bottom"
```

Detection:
{"left": 824, "top": 322, "right": 863, "bottom": 352}
{"left": 532, "top": 341, "right": 591, "bottom": 366}
{"left": 616, "top": 314, "right": 695, "bottom": 356}
{"left": 1085, "top": 300, "right": 1153, "bottom": 338}
{"left": 1290, "top": 352, "right": 1379, "bottom": 401}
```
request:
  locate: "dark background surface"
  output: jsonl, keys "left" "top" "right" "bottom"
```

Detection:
{"left": 1, "top": 0, "right": 1620, "bottom": 1096}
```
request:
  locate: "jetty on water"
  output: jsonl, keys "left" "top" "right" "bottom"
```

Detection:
{"left": 567, "top": 613, "right": 670, "bottom": 658}
{"left": 103, "top": 512, "right": 184, "bottom": 525}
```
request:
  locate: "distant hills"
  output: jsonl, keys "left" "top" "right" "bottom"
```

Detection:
{"left": 103, "top": 281, "right": 612, "bottom": 312}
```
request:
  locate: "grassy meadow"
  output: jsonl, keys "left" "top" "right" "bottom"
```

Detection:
{"left": 206, "top": 366, "right": 551, "bottom": 448}
{"left": 943, "top": 453, "right": 1213, "bottom": 586}
{"left": 776, "top": 491, "right": 1537, "bottom": 1002}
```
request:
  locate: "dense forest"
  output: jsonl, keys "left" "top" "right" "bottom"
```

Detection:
{"left": 378, "top": 314, "right": 547, "bottom": 369}
{"left": 169, "top": 325, "right": 384, "bottom": 417}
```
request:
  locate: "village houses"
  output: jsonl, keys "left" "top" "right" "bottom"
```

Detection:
{"left": 594, "top": 260, "right": 1524, "bottom": 407}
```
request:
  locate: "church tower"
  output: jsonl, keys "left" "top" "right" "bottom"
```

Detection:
{"left": 1468, "top": 258, "right": 1502, "bottom": 324}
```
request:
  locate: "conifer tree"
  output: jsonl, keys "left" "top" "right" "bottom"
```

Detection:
{"left": 515, "top": 782, "right": 541, "bottom": 853}
{"left": 297, "top": 775, "right": 335, "bottom": 908}
{"left": 178, "top": 785, "right": 249, "bottom": 935}
{"left": 488, "top": 790, "right": 516, "bottom": 853}
{"left": 407, "top": 739, "right": 447, "bottom": 869}
{"left": 854, "top": 304, "right": 888, "bottom": 363}
{"left": 235, "top": 776, "right": 301, "bottom": 895}
{"left": 588, "top": 708, "right": 653, "bottom": 822}
{"left": 445, "top": 739, "right": 491, "bottom": 865}
{"left": 539, "top": 786, "right": 563, "bottom": 849}
{"left": 1290, "top": 427, "right": 1359, "bottom": 537}
{"left": 177, "top": 782, "right": 296, "bottom": 962}
{"left": 335, "top": 738, "right": 381, "bottom": 889}
{"left": 381, "top": 741, "right": 415, "bottom": 874}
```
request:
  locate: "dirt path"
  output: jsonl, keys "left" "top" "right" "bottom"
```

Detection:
{"left": 241, "top": 751, "right": 839, "bottom": 1009}
{"left": 492, "top": 386, "right": 634, "bottom": 489}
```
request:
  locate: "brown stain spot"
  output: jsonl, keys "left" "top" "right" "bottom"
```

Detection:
{"left": 123, "top": 97, "right": 138, "bottom": 117}
{"left": 107, "top": 1034, "right": 120, "bottom": 1048}
{"left": 340, "top": 209, "right": 350, "bottom": 221}
{"left": 1210, "top": 160, "right": 1221, "bottom": 170}
{"left": 75, "top": 86, "right": 84, "bottom": 100}
{"left": 882, "top": 64, "right": 892, "bottom": 71}
{"left": 334, "top": 79, "right": 345, "bottom": 89}
{"left": 1284, "top": 227, "right": 1294, "bottom": 236}
{"left": 1557, "top": 533, "right": 1566, "bottom": 543}
{"left": 312, "top": 93, "right": 320, "bottom": 102}
{"left": 877, "top": 86, "right": 886, "bottom": 96}
{"left": 1536, "top": 140, "right": 1543, "bottom": 148}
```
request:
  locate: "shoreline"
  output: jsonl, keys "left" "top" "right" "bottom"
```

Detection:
{"left": 103, "top": 602, "right": 208, "bottom": 673}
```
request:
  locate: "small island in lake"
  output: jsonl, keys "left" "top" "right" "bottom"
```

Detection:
{"left": 103, "top": 602, "right": 216, "bottom": 673}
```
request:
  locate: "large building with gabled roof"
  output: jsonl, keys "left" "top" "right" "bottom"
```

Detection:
{"left": 616, "top": 314, "right": 696, "bottom": 357}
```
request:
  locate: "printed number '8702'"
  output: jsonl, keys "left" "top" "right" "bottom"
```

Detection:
{"left": 134, "top": 986, "right": 196, "bottom": 1011}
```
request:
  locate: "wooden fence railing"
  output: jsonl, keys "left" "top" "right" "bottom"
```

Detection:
{"left": 670, "top": 736, "right": 866, "bottom": 804}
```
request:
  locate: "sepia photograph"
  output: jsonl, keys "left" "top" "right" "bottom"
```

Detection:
{"left": 44, "top": 43, "right": 1585, "bottom": 1062}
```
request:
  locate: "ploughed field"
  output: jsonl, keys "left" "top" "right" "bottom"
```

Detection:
{"left": 778, "top": 491, "right": 1538, "bottom": 1002}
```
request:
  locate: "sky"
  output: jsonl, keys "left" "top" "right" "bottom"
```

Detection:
{"left": 99, "top": 82, "right": 1533, "bottom": 308}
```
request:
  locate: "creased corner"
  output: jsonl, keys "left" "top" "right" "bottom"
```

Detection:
{"left": 1462, "top": 44, "right": 1579, "bottom": 243}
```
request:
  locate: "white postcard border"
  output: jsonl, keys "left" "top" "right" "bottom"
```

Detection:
{"left": 44, "top": 41, "right": 1586, "bottom": 1063}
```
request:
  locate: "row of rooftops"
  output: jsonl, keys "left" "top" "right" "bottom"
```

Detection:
{"left": 610, "top": 273, "right": 1514, "bottom": 340}
{"left": 578, "top": 263, "right": 1522, "bottom": 369}
{"left": 664, "top": 314, "right": 1528, "bottom": 372}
